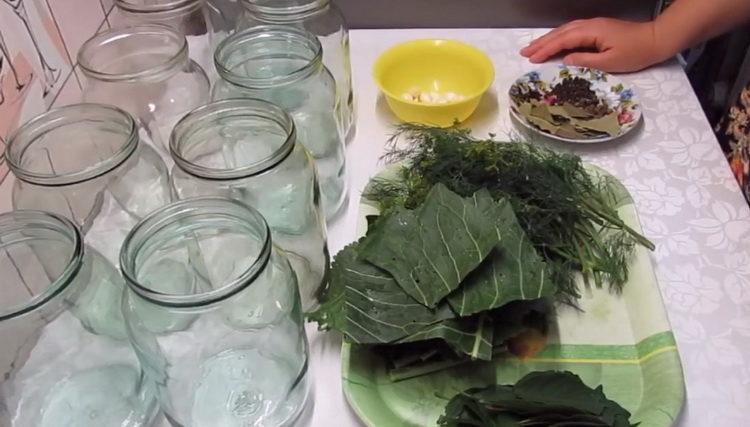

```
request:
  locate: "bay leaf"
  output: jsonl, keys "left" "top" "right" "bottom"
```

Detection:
{"left": 571, "top": 111, "right": 622, "bottom": 136}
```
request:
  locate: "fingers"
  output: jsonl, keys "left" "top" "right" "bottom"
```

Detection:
{"left": 527, "top": 30, "right": 598, "bottom": 63}
{"left": 562, "top": 51, "right": 616, "bottom": 72}
{"left": 520, "top": 20, "right": 589, "bottom": 57}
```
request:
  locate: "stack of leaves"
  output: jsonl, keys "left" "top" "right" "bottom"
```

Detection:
{"left": 365, "top": 124, "right": 654, "bottom": 304}
{"left": 439, "top": 371, "right": 638, "bottom": 427}
{"left": 310, "top": 183, "right": 553, "bottom": 377}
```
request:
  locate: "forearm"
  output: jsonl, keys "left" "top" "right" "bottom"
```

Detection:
{"left": 654, "top": 0, "right": 750, "bottom": 58}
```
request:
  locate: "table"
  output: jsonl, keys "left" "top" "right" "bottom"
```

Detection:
{"left": 1, "top": 28, "right": 747, "bottom": 427}
{"left": 309, "top": 29, "right": 750, "bottom": 427}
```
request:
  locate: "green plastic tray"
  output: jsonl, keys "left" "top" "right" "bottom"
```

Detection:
{"left": 341, "top": 166, "right": 685, "bottom": 427}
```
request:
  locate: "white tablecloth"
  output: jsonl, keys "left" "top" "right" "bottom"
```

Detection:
{"left": 310, "top": 28, "right": 750, "bottom": 427}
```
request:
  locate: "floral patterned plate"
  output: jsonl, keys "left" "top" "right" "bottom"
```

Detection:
{"left": 509, "top": 65, "right": 642, "bottom": 143}
{"left": 341, "top": 165, "right": 684, "bottom": 427}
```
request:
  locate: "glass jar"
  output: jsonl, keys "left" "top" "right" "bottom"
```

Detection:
{"left": 0, "top": 210, "right": 157, "bottom": 427}
{"left": 112, "top": 0, "right": 215, "bottom": 79}
{"left": 5, "top": 103, "right": 172, "bottom": 262}
{"left": 237, "top": 0, "right": 355, "bottom": 140}
{"left": 213, "top": 26, "right": 347, "bottom": 219}
{"left": 120, "top": 197, "right": 310, "bottom": 427}
{"left": 170, "top": 99, "right": 328, "bottom": 309}
{"left": 78, "top": 24, "right": 210, "bottom": 154}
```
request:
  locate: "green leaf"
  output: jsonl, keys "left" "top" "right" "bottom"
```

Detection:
{"left": 396, "top": 314, "right": 494, "bottom": 361}
{"left": 447, "top": 191, "right": 553, "bottom": 317}
{"left": 511, "top": 371, "right": 631, "bottom": 424}
{"left": 441, "top": 371, "right": 636, "bottom": 427}
{"left": 360, "top": 184, "right": 499, "bottom": 307}
{"left": 309, "top": 242, "right": 453, "bottom": 344}
{"left": 439, "top": 392, "right": 521, "bottom": 426}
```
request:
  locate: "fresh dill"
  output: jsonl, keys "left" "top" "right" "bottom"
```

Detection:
{"left": 364, "top": 123, "right": 654, "bottom": 301}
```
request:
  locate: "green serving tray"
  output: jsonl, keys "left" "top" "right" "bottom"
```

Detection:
{"left": 341, "top": 166, "right": 685, "bottom": 427}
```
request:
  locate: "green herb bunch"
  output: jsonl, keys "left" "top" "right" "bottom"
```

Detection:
{"left": 366, "top": 124, "right": 654, "bottom": 301}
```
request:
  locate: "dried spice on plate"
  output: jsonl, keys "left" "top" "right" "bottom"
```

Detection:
{"left": 509, "top": 67, "right": 641, "bottom": 141}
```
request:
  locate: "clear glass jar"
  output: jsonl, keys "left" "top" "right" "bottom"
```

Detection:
{"left": 120, "top": 197, "right": 310, "bottom": 427}
{"left": 170, "top": 99, "right": 328, "bottom": 309}
{"left": 213, "top": 26, "right": 347, "bottom": 219}
{"left": 78, "top": 24, "right": 210, "bottom": 154}
{"left": 237, "top": 0, "right": 355, "bottom": 141}
{"left": 5, "top": 103, "right": 172, "bottom": 262}
{"left": 0, "top": 210, "right": 157, "bottom": 427}
{"left": 112, "top": 0, "right": 215, "bottom": 79}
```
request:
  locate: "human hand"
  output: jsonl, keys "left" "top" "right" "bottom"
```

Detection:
{"left": 520, "top": 18, "right": 670, "bottom": 73}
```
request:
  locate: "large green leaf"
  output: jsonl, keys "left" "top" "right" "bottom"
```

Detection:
{"left": 360, "top": 184, "right": 499, "bottom": 307}
{"left": 396, "top": 314, "right": 494, "bottom": 361}
{"left": 447, "top": 191, "right": 553, "bottom": 316}
{"left": 309, "top": 242, "right": 453, "bottom": 344}
{"left": 509, "top": 371, "right": 634, "bottom": 426}
{"left": 440, "top": 371, "right": 637, "bottom": 427}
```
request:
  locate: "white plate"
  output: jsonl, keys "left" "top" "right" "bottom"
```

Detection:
{"left": 509, "top": 65, "right": 642, "bottom": 143}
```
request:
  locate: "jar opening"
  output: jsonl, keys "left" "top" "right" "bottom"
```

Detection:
{"left": 120, "top": 198, "right": 272, "bottom": 308}
{"left": 171, "top": 99, "right": 296, "bottom": 180}
{"left": 240, "top": 0, "right": 329, "bottom": 18}
{"left": 215, "top": 26, "right": 322, "bottom": 88}
{"left": 78, "top": 24, "right": 188, "bottom": 82}
{"left": 0, "top": 211, "right": 84, "bottom": 321}
{"left": 5, "top": 103, "right": 138, "bottom": 186}
{"left": 115, "top": 0, "right": 199, "bottom": 13}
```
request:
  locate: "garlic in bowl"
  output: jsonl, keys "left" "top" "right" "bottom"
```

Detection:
{"left": 373, "top": 39, "right": 494, "bottom": 126}
{"left": 401, "top": 88, "right": 467, "bottom": 104}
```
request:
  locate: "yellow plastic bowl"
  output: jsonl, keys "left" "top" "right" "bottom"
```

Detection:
{"left": 373, "top": 39, "right": 495, "bottom": 127}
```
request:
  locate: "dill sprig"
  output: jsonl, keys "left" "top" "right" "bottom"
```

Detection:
{"left": 365, "top": 124, "right": 654, "bottom": 300}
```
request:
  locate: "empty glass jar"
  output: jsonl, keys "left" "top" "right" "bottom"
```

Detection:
{"left": 170, "top": 99, "right": 328, "bottom": 309}
{"left": 78, "top": 24, "right": 210, "bottom": 154}
{"left": 237, "top": 0, "right": 355, "bottom": 140}
{"left": 0, "top": 210, "right": 157, "bottom": 427}
{"left": 213, "top": 26, "right": 347, "bottom": 219}
{"left": 5, "top": 103, "right": 171, "bottom": 262}
{"left": 120, "top": 197, "right": 310, "bottom": 427}
{"left": 112, "top": 0, "right": 215, "bottom": 78}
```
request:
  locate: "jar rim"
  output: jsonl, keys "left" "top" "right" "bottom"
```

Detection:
{"left": 240, "top": 0, "right": 329, "bottom": 19}
{"left": 170, "top": 98, "right": 297, "bottom": 180}
{"left": 78, "top": 24, "right": 188, "bottom": 83}
{"left": 5, "top": 103, "right": 139, "bottom": 186}
{"left": 119, "top": 197, "right": 272, "bottom": 308}
{"left": 214, "top": 25, "right": 322, "bottom": 89}
{"left": 115, "top": 0, "right": 201, "bottom": 13}
{"left": 0, "top": 210, "right": 84, "bottom": 321}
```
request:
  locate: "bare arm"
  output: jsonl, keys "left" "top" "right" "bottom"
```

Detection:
{"left": 520, "top": 0, "right": 750, "bottom": 72}
{"left": 655, "top": 0, "right": 750, "bottom": 55}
